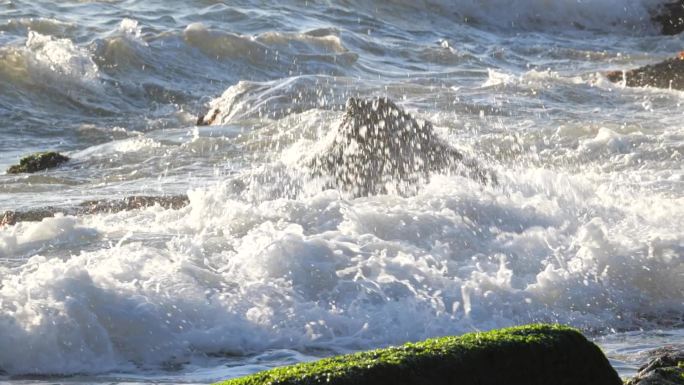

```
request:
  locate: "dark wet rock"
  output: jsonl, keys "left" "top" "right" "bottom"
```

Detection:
{"left": 216, "top": 324, "right": 622, "bottom": 385}
{"left": 1, "top": 209, "right": 63, "bottom": 227}
{"left": 626, "top": 347, "right": 684, "bottom": 385}
{"left": 79, "top": 194, "right": 189, "bottom": 213}
{"left": 607, "top": 53, "right": 684, "bottom": 90}
{"left": 1, "top": 209, "right": 59, "bottom": 226}
{"left": 307, "top": 97, "right": 496, "bottom": 197}
{"left": 0, "top": 195, "right": 189, "bottom": 226}
{"left": 197, "top": 107, "right": 221, "bottom": 126}
{"left": 6, "top": 152, "right": 70, "bottom": 174}
{"left": 653, "top": 1, "right": 684, "bottom": 35}
{"left": 1, "top": 211, "right": 18, "bottom": 227}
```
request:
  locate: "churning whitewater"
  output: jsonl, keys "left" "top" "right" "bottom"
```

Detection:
{"left": 0, "top": 0, "right": 683, "bottom": 382}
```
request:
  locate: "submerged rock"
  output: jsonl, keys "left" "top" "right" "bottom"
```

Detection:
{"left": 0, "top": 195, "right": 189, "bottom": 226}
{"left": 1, "top": 210, "right": 58, "bottom": 227}
{"left": 307, "top": 97, "right": 495, "bottom": 197}
{"left": 79, "top": 194, "right": 190, "bottom": 213}
{"left": 6, "top": 151, "right": 70, "bottom": 174}
{"left": 215, "top": 324, "right": 622, "bottom": 385}
{"left": 626, "top": 347, "right": 684, "bottom": 385}
{"left": 653, "top": 1, "right": 684, "bottom": 35}
{"left": 607, "top": 53, "right": 684, "bottom": 90}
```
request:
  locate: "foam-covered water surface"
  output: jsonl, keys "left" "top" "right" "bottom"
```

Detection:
{"left": 1, "top": 0, "right": 683, "bottom": 383}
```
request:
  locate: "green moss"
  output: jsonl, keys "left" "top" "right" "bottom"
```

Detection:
{"left": 7, "top": 151, "right": 70, "bottom": 174}
{"left": 658, "top": 364, "right": 684, "bottom": 384}
{"left": 215, "top": 324, "right": 621, "bottom": 385}
{"left": 671, "top": 359, "right": 684, "bottom": 381}
{"left": 653, "top": 366, "right": 684, "bottom": 383}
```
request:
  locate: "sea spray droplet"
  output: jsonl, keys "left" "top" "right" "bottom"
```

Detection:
{"left": 119, "top": 18, "right": 143, "bottom": 40}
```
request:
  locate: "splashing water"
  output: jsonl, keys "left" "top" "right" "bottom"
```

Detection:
{"left": 0, "top": 0, "right": 683, "bottom": 383}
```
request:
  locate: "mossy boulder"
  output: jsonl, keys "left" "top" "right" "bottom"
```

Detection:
{"left": 7, "top": 152, "right": 70, "bottom": 174}
{"left": 606, "top": 53, "right": 684, "bottom": 90}
{"left": 215, "top": 324, "right": 621, "bottom": 385}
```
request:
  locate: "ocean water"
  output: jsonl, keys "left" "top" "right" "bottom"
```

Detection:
{"left": 0, "top": 0, "right": 683, "bottom": 383}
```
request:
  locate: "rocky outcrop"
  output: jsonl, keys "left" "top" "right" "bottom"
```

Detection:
{"left": 215, "top": 324, "right": 622, "bottom": 385}
{"left": 6, "top": 152, "right": 70, "bottom": 174}
{"left": 1, "top": 195, "right": 189, "bottom": 226}
{"left": 653, "top": 1, "right": 684, "bottom": 35}
{"left": 606, "top": 53, "right": 684, "bottom": 90}
{"left": 307, "top": 97, "right": 495, "bottom": 197}
{"left": 626, "top": 347, "right": 684, "bottom": 385}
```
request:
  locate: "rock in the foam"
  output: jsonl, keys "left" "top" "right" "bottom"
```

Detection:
{"left": 215, "top": 324, "right": 622, "bottom": 385}
{"left": 0, "top": 195, "right": 190, "bottom": 226}
{"left": 607, "top": 53, "right": 684, "bottom": 90}
{"left": 197, "top": 107, "right": 221, "bottom": 126}
{"left": 626, "top": 347, "right": 684, "bottom": 385}
{"left": 307, "top": 97, "right": 495, "bottom": 197}
{"left": 6, "top": 151, "right": 70, "bottom": 174}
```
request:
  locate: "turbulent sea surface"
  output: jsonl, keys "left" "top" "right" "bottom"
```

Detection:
{"left": 0, "top": 0, "right": 683, "bottom": 383}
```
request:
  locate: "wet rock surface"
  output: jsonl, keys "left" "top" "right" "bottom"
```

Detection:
{"left": 307, "top": 97, "right": 495, "bottom": 197}
{"left": 6, "top": 152, "right": 70, "bottom": 174}
{"left": 79, "top": 194, "right": 189, "bottom": 213}
{"left": 1, "top": 195, "right": 189, "bottom": 226}
{"left": 627, "top": 347, "right": 684, "bottom": 385}
{"left": 197, "top": 107, "right": 221, "bottom": 126}
{"left": 607, "top": 53, "right": 684, "bottom": 90}
{"left": 653, "top": 1, "right": 684, "bottom": 35}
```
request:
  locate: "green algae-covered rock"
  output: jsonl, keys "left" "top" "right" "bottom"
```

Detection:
{"left": 7, "top": 151, "right": 70, "bottom": 174}
{"left": 215, "top": 324, "right": 621, "bottom": 385}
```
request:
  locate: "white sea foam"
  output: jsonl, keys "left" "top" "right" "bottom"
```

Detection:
{"left": 0, "top": 215, "right": 99, "bottom": 260}
{"left": 119, "top": 18, "right": 144, "bottom": 42}
{"left": 24, "top": 31, "right": 100, "bottom": 88}
{"left": 0, "top": 157, "right": 681, "bottom": 374}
